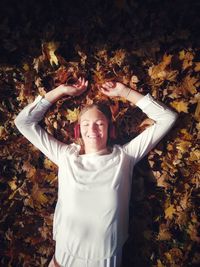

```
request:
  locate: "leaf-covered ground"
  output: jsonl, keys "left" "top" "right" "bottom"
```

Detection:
{"left": 0, "top": 0, "right": 199, "bottom": 266}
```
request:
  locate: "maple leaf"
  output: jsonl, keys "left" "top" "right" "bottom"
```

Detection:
{"left": 158, "top": 224, "right": 172, "bottom": 240}
{"left": 179, "top": 50, "right": 194, "bottom": 70}
{"left": 22, "top": 161, "right": 36, "bottom": 178}
{"left": 43, "top": 158, "right": 57, "bottom": 171}
{"left": 148, "top": 53, "right": 173, "bottom": 80}
{"left": 109, "top": 49, "right": 126, "bottom": 66}
{"left": 176, "top": 140, "right": 192, "bottom": 153}
{"left": 187, "top": 223, "right": 200, "bottom": 242}
{"left": 78, "top": 51, "right": 87, "bottom": 66}
{"left": 31, "top": 184, "right": 48, "bottom": 206}
{"left": 66, "top": 108, "right": 80, "bottom": 123}
{"left": 171, "top": 100, "right": 189, "bottom": 113}
{"left": 194, "top": 99, "right": 200, "bottom": 122}
{"left": 165, "top": 204, "right": 176, "bottom": 219}
{"left": 8, "top": 177, "right": 18, "bottom": 191}
{"left": 182, "top": 75, "right": 198, "bottom": 95}
{"left": 194, "top": 62, "right": 200, "bottom": 72}
{"left": 42, "top": 42, "right": 59, "bottom": 66}
{"left": 189, "top": 150, "right": 200, "bottom": 162}
{"left": 156, "top": 259, "right": 165, "bottom": 267}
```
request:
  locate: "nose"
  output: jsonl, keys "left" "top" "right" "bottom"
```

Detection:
{"left": 88, "top": 123, "right": 98, "bottom": 132}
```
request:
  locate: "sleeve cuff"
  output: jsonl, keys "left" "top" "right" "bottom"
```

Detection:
{"left": 136, "top": 93, "right": 165, "bottom": 111}
{"left": 40, "top": 97, "right": 52, "bottom": 107}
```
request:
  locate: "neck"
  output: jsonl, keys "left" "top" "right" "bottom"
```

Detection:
{"left": 84, "top": 146, "right": 109, "bottom": 155}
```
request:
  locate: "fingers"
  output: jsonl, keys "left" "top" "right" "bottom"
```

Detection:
{"left": 100, "top": 87, "right": 110, "bottom": 95}
{"left": 74, "top": 77, "right": 88, "bottom": 89}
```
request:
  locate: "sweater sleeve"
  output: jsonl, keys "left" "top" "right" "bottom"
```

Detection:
{"left": 14, "top": 95, "right": 68, "bottom": 165}
{"left": 122, "top": 94, "right": 178, "bottom": 165}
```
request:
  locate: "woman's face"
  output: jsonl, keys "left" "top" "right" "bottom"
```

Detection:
{"left": 80, "top": 107, "right": 109, "bottom": 152}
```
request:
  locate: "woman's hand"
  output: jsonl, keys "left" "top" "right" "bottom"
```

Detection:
{"left": 99, "top": 81, "right": 128, "bottom": 98}
{"left": 44, "top": 77, "right": 88, "bottom": 103}
{"left": 99, "top": 81, "right": 144, "bottom": 104}
{"left": 59, "top": 77, "right": 88, "bottom": 96}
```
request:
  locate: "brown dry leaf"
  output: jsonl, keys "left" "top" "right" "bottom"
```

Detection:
{"left": 156, "top": 172, "right": 171, "bottom": 188}
{"left": 181, "top": 75, "right": 198, "bottom": 95}
{"left": 22, "top": 161, "right": 37, "bottom": 178}
{"left": 110, "top": 101, "right": 119, "bottom": 120}
{"left": 31, "top": 184, "right": 49, "bottom": 206}
{"left": 158, "top": 224, "right": 172, "bottom": 241}
{"left": 187, "top": 223, "right": 200, "bottom": 242}
{"left": 78, "top": 51, "right": 87, "bottom": 66}
{"left": 109, "top": 49, "right": 126, "bottom": 66}
{"left": 171, "top": 100, "right": 189, "bottom": 113}
{"left": 175, "top": 210, "right": 189, "bottom": 226}
{"left": 194, "top": 62, "right": 200, "bottom": 72}
{"left": 165, "top": 248, "right": 183, "bottom": 264}
{"left": 194, "top": 100, "right": 200, "bottom": 121}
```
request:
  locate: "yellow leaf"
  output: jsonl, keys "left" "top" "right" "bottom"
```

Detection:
{"left": 165, "top": 204, "right": 176, "bottom": 219}
{"left": 66, "top": 108, "right": 80, "bottom": 123}
{"left": 8, "top": 177, "right": 18, "bottom": 191}
{"left": 180, "top": 128, "right": 193, "bottom": 140}
{"left": 47, "top": 42, "right": 59, "bottom": 66}
{"left": 164, "top": 252, "right": 172, "bottom": 263}
{"left": 176, "top": 140, "right": 191, "bottom": 153}
{"left": 179, "top": 50, "right": 185, "bottom": 60}
{"left": 157, "top": 259, "right": 165, "bottom": 267}
{"left": 43, "top": 158, "right": 57, "bottom": 171}
{"left": 171, "top": 100, "right": 189, "bottom": 113}
{"left": 189, "top": 150, "right": 200, "bottom": 161}
{"left": 163, "top": 53, "right": 173, "bottom": 66}
{"left": 179, "top": 50, "right": 194, "bottom": 70}
{"left": 23, "top": 63, "right": 29, "bottom": 71}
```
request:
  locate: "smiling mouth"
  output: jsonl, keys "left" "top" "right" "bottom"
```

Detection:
{"left": 87, "top": 135, "right": 99, "bottom": 138}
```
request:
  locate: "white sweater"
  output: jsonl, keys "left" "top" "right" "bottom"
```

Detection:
{"left": 14, "top": 94, "right": 177, "bottom": 262}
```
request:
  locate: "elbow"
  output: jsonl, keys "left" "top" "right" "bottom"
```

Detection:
{"left": 14, "top": 114, "right": 23, "bottom": 130}
{"left": 171, "top": 111, "right": 178, "bottom": 123}
{"left": 14, "top": 115, "right": 20, "bottom": 129}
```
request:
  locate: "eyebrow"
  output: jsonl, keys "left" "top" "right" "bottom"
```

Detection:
{"left": 81, "top": 119, "right": 106, "bottom": 122}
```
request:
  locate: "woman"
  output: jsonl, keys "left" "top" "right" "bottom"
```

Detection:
{"left": 14, "top": 77, "right": 177, "bottom": 267}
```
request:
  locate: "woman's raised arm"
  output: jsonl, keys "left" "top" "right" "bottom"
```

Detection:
{"left": 100, "top": 81, "right": 178, "bottom": 164}
{"left": 14, "top": 77, "right": 88, "bottom": 165}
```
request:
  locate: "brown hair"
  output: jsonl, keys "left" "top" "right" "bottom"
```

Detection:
{"left": 78, "top": 103, "right": 112, "bottom": 123}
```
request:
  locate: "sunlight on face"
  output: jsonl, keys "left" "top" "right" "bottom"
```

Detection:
{"left": 80, "top": 107, "right": 109, "bottom": 152}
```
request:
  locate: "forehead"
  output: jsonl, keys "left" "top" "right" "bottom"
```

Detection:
{"left": 80, "top": 107, "right": 108, "bottom": 121}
